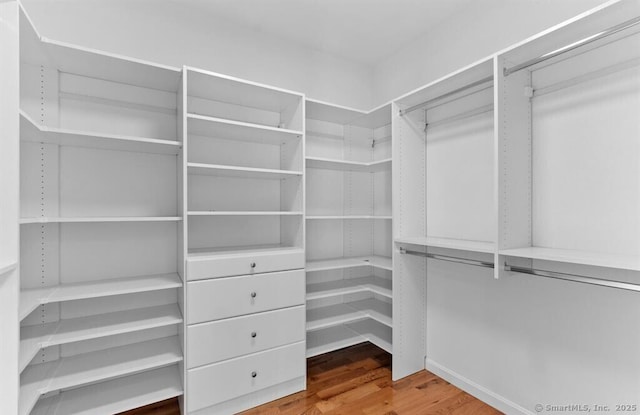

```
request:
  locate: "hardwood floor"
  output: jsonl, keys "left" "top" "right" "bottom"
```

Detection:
{"left": 121, "top": 342, "right": 501, "bottom": 415}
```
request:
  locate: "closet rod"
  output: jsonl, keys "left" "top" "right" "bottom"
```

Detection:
{"left": 503, "top": 15, "right": 640, "bottom": 76}
{"left": 426, "top": 104, "right": 493, "bottom": 129}
{"left": 505, "top": 265, "right": 640, "bottom": 293}
{"left": 398, "top": 76, "right": 493, "bottom": 117}
{"left": 399, "top": 247, "right": 494, "bottom": 269}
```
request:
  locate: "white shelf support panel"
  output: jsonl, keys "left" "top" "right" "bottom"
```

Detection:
{"left": 30, "top": 365, "right": 183, "bottom": 415}
{"left": 20, "top": 304, "right": 183, "bottom": 373}
{"left": 19, "top": 273, "right": 182, "bottom": 321}
{"left": 20, "top": 336, "right": 183, "bottom": 415}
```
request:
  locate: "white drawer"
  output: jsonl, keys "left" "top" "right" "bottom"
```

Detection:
{"left": 187, "top": 248, "right": 305, "bottom": 280}
{"left": 187, "top": 341, "right": 306, "bottom": 412}
{"left": 187, "top": 269, "right": 305, "bottom": 324}
{"left": 187, "top": 306, "right": 305, "bottom": 368}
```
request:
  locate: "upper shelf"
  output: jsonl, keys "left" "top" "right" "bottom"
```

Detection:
{"left": 500, "top": 246, "right": 640, "bottom": 271}
{"left": 395, "top": 236, "right": 495, "bottom": 254}
{"left": 187, "top": 114, "right": 302, "bottom": 145}
{"left": 20, "top": 216, "right": 181, "bottom": 224}
{"left": 306, "top": 157, "right": 391, "bottom": 173}
{"left": 20, "top": 111, "right": 181, "bottom": 155}
{"left": 306, "top": 255, "right": 392, "bottom": 272}
{"left": 305, "top": 98, "right": 367, "bottom": 124}
{"left": 307, "top": 215, "right": 392, "bottom": 220}
{"left": 20, "top": 8, "right": 180, "bottom": 92}
{"left": 187, "top": 162, "right": 302, "bottom": 180}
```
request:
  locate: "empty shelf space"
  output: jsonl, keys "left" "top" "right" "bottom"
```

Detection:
{"left": 188, "top": 211, "right": 303, "bottom": 216}
{"left": 306, "top": 299, "right": 392, "bottom": 331}
{"left": 188, "top": 244, "right": 303, "bottom": 259}
{"left": 499, "top": 247, "right": 640, "bottom": 271}
{"left": 20, "top": 304, "right": 183, "bottom": 373}
{"left": 307, "top": 276, "right": 392, "bottom": 301}
{"left": 187, "top": 162, "right": 302, "bottom": 180}
{"left": 19, "top": 216, "right": 181, "bottom": 224}
{"left": 306, "top": 215, "right": 392, "bottom": 220}
{"left": 20, "top": 336, "right": 182, "bottom": 415}
{"left": 395, "top": 236, "right": 494, "bottom": 254}
{"left": 20, "top": 111, "right": 181, "bottom": 155}
{"left": 346, "top": 319, "right": 392, "bottom": 354}
{"left": 306, "top": 157, "right": 392, "bottom": 172}
{"left": 306, "top": 325, "right": 366, "bottom": 358}
{"left": 19, "top": 273, "right": 182, "bottom": 321}
{"left": 0, "top": 261, "right": 18, "bottom": 277}
{"left": 30, "top": 364, "right": 182, "bottom": 415}
{"left": 306, "top": 256, "right": 392, "bottom": 272}
{"left": 187, "top": 113, "right": 302, "bottom": 145}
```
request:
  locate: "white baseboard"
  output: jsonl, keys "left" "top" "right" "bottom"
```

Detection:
{"left": 425, "top": 357, "right": 534, "bottom": 415}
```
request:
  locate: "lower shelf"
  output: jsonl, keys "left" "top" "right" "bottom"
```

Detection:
{"left": 307, "top": 319, "right": 392, "bottom": 358}
{"left": 306, "top": 298, "right": 392, "bottom": 331}
{"left": 20, "top": 336, "right": 182, "bottom": 415}
{"left": 306, "top": 276, "right": 392, "bottom": 300}
{"left": 31, "top": 364, "right": 183, "bottom": 415}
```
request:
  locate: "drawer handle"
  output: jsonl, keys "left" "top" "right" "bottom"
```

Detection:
{"left": 251, "top": 331, "right": 257, "bottom": 338}
{"left": 250, "top": 292, "right": 257, "bottom": 298}
{"left": 250, "top": 262, "right": 256, "bottom": 269}
{"left": 251, "top": 371, "right": 257, "bottom": 378}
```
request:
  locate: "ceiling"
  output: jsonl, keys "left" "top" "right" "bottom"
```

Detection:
{"left": 169, "top": 0, "right": 478, "bottom": 65}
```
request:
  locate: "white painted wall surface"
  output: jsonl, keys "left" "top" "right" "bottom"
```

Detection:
{"left": 373, "top": 0, "right": 611, "bottom": 105}
{"left": 20, "top": 0, "right": 374, "bottom": 110}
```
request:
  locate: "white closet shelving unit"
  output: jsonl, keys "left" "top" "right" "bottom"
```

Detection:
{"left": 182, "top": 67, "right": 306, "bottom": 415}
{"left": 305, "top": 99, "right": 393, "bottom": 358}
{"left": 18, "top": 6, "right": 184, "bottom": 414}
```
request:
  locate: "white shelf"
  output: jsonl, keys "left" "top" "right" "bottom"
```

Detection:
{"left": 395, "top": 236, "right": 495, "bottom": 254}
{"left": 19, "top": 273, "right": 182, "bottom": 321}
{"left": 188, "top": 211, "right": 303, "bottom": 217}
{"left": 19, "top": 216, "right": 181, "bottom": 224}
{"left": 346, "top": 319, "right": 392, "bottom": 354}
{"left": 306, "top": 298, "right": 392, "bottom": 331}
{"left": 188, "top": 244, "right": 303, "bottom": 259}
{"left": 306, "top": 157, "right": 391, "bottom": 173}
{"left": 307, "top": 276, "right": 392, "bottom": 301}
{"left": 306, "top": 256, "right": 392, "bottom": 272}
{"left": 305, "top": 98, "right": 367, "bottom": 124}
{"left": 499, "top": 246, "right": 640, "bottom": 271}
{"left": 187, "top": 113, "right": 302, "bottom": 145}
{"left": 20, "top": 336, "right": 182, "bottom": 415}
{"left": 0, "top": 261, "right": 17, "bottom": 277}
{"left": 187, "top": 162, "right": 302, "bottom": 180}
{"left": 20, "top": 111, "right": 181, "bottom": 155}
{"left": 306, "top": 325, "right": 365, "bottom": 358}
{"left": 31, "top": 364, "right": 182, "bottom": 415}
{"left": 20, "top": 304, "right": 182, "bottom": 373}
{"left": 306, "top": 215, "right": 392, "bottom": 220}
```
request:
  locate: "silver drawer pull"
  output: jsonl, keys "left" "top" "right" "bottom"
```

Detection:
{"left": 251, "top": 331, "right": 257, "bottom": 338}
{"left": 250, "top": 262, "right": 256, "bottom": 268}
{"left": 251, "top": 371, "right": 257, "bottom": 378}
{"left": 250, "top": 292, "right": 257, "bottom": 298}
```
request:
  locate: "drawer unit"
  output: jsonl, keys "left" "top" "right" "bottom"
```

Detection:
{"left": 187, "top": 269, "right": 305, "bottom": 324}
{"left": 187, "top": 306, "right": 305, "bottom": 368}
{"left": 187, "top": 248, "right": 305, "bottom": 280}
{"left": 187, "top": 341, "right": 306, "bottom": 412}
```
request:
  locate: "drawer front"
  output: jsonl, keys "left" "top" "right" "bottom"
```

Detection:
{"left": 187, "top": 306, "right": 305, "bottom": 368}
{"left": 187, "top": 341, "right": 306, "bottom": 412}
{"left": 187, "top": 269, "right": 305, "bottom": 324}
{"left": 187, "top": 249, "right": 305, "bottom": 280}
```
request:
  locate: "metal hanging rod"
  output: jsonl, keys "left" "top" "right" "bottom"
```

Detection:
{"left": 505, "top": 265, "right": 640, "bottom": 293}
{"left": 504, "top": 16, "right": 640, "bottom": 77}
{"left": 425, "top": 104, "right": 494, "bottom": 130}
{"left": 399, "top": 247, "right": 495, "bottom": 269}
{"left": 398, "top": 76, "right": 493, "bottom": 117}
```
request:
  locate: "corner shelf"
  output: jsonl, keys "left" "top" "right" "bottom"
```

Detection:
{"left": 187, "top": 162, "right": 302, "bottom": 180}
{"left": 30, "top": 364, "right": 182, "bottom": 415}
{"left": 306, "top": 276, "right": 392, "bottom": 301}
{"left": 306, "top": 298, "right": 392, "bottom": 331}
{"left": 395, "top": 236, "right": 495, "bottom": 254}
{"left": 19, "top": 216, "right": 181, "bottom": 224}
{"left": 499, "top": 246, "right": 640, "bottom": 271}
{"left": 20, "top": 336, "right": 182, "bottom": 415}
{"left": 19, "top": 273, "right": 182, "bottom": 321}
{"left": 306, "top": 256, "right": 392, "bottom": 272}
{"left": 306, "top": 215, "right": 392, "bottom": 220}
{"left": 306, "top": 157, "right": 391, "bottom": 173}
{"left": 20, "top": 304, "right": 182, "bottom": 373}
{"left": 187, "top": 113, "right": 302, "bottom": 145}
{"left": 306, "top": 325, "right": 365, "bottom": 358}
{"left": 188, "top": 211, "right": 303, "bottom": 217}
{"left": 20, "top": 111, "right": 181, "bottom": 155}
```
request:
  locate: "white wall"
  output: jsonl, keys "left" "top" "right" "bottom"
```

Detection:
{"left": 373, "top": 0, "right": 611, "bottom": 105}
{"left": 21, "top": 0, "right": 374, "bottom": 110}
